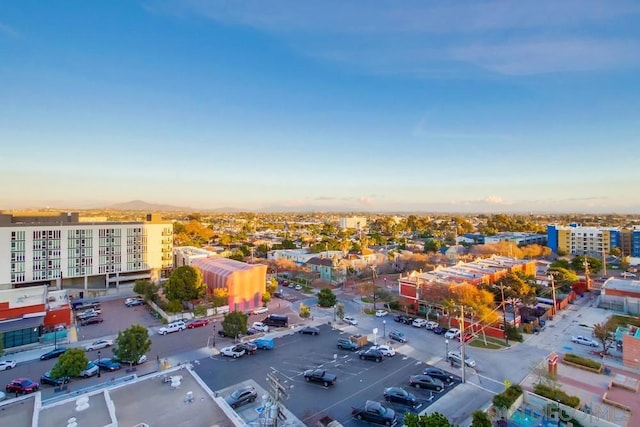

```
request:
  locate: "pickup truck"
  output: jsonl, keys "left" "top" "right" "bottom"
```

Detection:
{"left": 351, "top": 400, "right": 397, "bottom": 426}
{"left": 303, "top": 369, "right": 337, "bottom": 387}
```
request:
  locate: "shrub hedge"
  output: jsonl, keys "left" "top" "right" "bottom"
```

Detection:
{"left": 533, "top": 383, "right": 580, "bottom": 408}
{"left": 492, "top": 385, "right": 523, "bottom": 409}
{"left": 564, "top": 353, "right": 602, "bottom": 370}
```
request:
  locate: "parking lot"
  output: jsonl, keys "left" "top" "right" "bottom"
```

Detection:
{"left": 194, "top": 324, "right": 461, "bottom": 426}
{"left": 74, "top": 298, "right": 163, "bottom": 341}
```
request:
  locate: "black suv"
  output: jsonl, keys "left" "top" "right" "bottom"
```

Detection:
{"left": 358, "top": 348, "right": 384, "bottom": 362}
{"left": 393, "top": 314, "right": 414, "bottom": 325}
{"left": 423, "top": 367, "right": 455, "bottom": 384}
{"left": 337, "top": 338, "right": 358, "bottom": 351}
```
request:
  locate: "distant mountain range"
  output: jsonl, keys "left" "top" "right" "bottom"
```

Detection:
{"left": 105, "top": 200, "right": 240, "bottom": 213}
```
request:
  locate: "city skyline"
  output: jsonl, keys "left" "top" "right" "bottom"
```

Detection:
{"left": 2, "top": 1, "right": 640, "bottom": 214}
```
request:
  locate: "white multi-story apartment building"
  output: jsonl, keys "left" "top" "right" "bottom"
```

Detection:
{"left": 339, "top": 216, "right": 367, "bottom": 230}
{"left": 0, "top": 212, "right": 173, "bottom": 296}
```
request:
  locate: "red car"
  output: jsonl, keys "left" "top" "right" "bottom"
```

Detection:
{"left": 6, "top": 377, "right": 39, "bottom": 394}
{"left": 187, "top": 319, "right": 210, "bottom": 329}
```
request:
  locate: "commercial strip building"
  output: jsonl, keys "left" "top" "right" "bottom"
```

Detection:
{"left": 547, "top": 223, "right": 640, "bottom": 257}
{"left": 0, "top": 211, "right": 173, "bottom": 298}
{"left": 0, "top": 285, "right": 71, "bottom": 350}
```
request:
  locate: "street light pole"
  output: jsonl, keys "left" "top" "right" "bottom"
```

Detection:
{"left": 548, "top": 273, "right": 557, "bottom": 317}
{"left": 500, "top": 285, "right": 509, "bottom": 346}
{"left": 445, "top": 339, "right": 449, "bottom": 359}
{"left": 383, "top": 320, "right": 386, "bottom": 338}
{"left": 97, "top": 350, "right": 101, "bottom": 378}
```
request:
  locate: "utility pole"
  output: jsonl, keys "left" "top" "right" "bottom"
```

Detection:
{"left": 499, "top": 285, "right": 509, "bottom": 346}
{"left": 460, "top": 305, "right": 466, "bottom": 384}
{"left": 265, "top": 369, "right": 291, "bottom": 426}
{"left": 583, "top": 257, "right": 591, "bottom": 290}
{"left": 602, "top": 247, "right": 607, "bottom": 277}
{"left": 548, "top": 273, "right": 557, "bottom": 317}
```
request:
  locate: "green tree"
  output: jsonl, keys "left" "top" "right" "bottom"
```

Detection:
{"left": 570, "top": 256, "right": 602, "bottom": 274}
{"left": 266, "top": 278, "right": 278, "bottom": 295}
{"left": 317, "top": 288, "right": 337, "bottom": 308}
{"left": 262, "top": 292, "right": 271, "bottom": 305}
{"left": 423, "top": 239, "right": 443, "bottom": 253}
{"left": 299, "top": 303, "right": 311, "bottom": 319}
{"left": 404, "top": 412, "right": 452, "bottom": 427}
{"left": 51, "top": 348, "right": 88, "bottom": 379}
{"left": 593, "top": 322, "right": 614, "bottom": 354}
{"left": 548, "top": 267, "right": 579, "bottom": 293}
{"left": 212, "top": 288, "right": 229, "bottom": 307}
{"left": 221, "top": 311, "right": 248, "bottom": 339}
{"left": 166, "top": 299, "right": 182, "bottom": 313}
{"left": 114, "top": 324, "right": 152, "bottom": 366}
{"left": 228, "top": 250, "right": 245, "bottom": 261}
{"left": 133, "top": 279, "right": 152, "bottom": 296}
{"left": 471, "top": 410, "right": 492, "bottom": 427}
{"left": 336, "top": 302, "right": 345, "bottom": 320}
{"left": 165, "top": 266, "right": 205, "bottom": 301}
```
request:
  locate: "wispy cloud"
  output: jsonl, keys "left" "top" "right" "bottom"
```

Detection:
{"left": 0, "top": 22, "right": 19, "bottom": 38}
{"left": 155, "top": 0, "right": 640, "bottom": 76}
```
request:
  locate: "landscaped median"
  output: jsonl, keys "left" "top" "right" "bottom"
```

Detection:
{"left": 561, "top": 353, "right": 603, "bottom": 373}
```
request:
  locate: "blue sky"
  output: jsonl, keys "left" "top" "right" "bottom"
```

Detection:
{"left": 1, "top": 1, "right": 640, "bottom": 213}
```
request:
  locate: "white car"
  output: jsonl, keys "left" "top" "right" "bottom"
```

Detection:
{"left": 84, "top": 339, "right": 113, "bottom": 351}
{"left": 448, "top": 351, "right": 476, "bottom": 368}
{"left": 343, "top": 316, "right": 358, "bottom": 325}
{"left": 571, "top": 336, "right": 599, "bottom": 347}
{"left": 79, "top": 361, "right": 99, "bottom": 378}
{"left": 158, "top": 321, "right": 186, "bottom": 335}
{"left": 0, "top": 360, "right": 16, "bottom": 371}
{"left": 251, "top": 322, "right": 269, "bottom": 332}
{"left": 253, "top": 306, "right": 269, "bottom": 315}
{"left": 425, "top": 321, "right": 439, "bottom": 330}
{"left": 371, "top": 345, "right": 395, "bottom": 357}
{"left": 375, "top": 310, "right": 389, "bottom": 317}
{"left": 444, "top": 328, "right": 460, "bottom": 340}
{"left": 294, "top": 284, "right": 303, "bottom": 291}
{"left": 220, "top": 345, "right": 246, "bottom": 359}
{"left": 412, "top": 319, "right": 428, "bottom": 328}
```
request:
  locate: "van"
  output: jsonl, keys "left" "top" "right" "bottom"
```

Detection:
{"left": 262, "top": 314, "right": 288, "bottom": 327}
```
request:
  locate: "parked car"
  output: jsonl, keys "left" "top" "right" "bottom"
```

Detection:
{"left": 253, "top": 306, "right": 269, "bottom": 315}
{"left": 95, "top": 358, "right": 121, "bottom": 372}
{"left": 84, "top": 339, "right": 113, "bottom": 351}
{"left": 337, "top": 338, "right": 359, "bottom": 351}
{"left": 236, "top": 342, "right": 258, "bottom": 355}
{"left": 0, "top": 360, "right": 16, "bottom": 371}
{"left": 351, "top": 400, "right": 397, "bottom": 426}
{"left": 251, "top": 322, "right": 269, "bottom": 332}
{"left": 358, "top": 348, "right": 384, "bottom": 362}
{"left": 253, "top": 338, "right": 275, "bottom": 349}
{"left": 409, "top": 374, "right": 444, "bottom": 391}
{"left": 294, "top": 284, "right": 303, "bottom": 290}
{"left": 425, "top": 321, "right": 439, "bottom": 330}
{"left": 157, "top": 321, "right": 186, "bottom": 335}
{"left": 343, "top": 316, "right": 358, "bottom": 325}
{"left": 571, "top": 336, "right": 599, "bottom": 347}
{"left": 40, "top": 347, "right": 67, "bottom": 360}
{"left": 423, "top": 367, "right": 455, "bottom": 384}
{"left": 225, "top": 385, "right": 258, "bottom": 409}
{"left": 299, "top": 326, "right": 320, "bottom": 335}
{"left": 375, "top": 309, "right": 389, "bottom": 317}
{"left": 80, "top": 316, "right": 104, "bottom": 326}
{"left": 303, "top": 369, "right": 337, "bottom": 387}
{"left": 393, "top": 314, "right": 414, "bottom": 324}
{"left": 113, "top": 354, "right": 147, "bottom": 365}
{"left": 187, "top": 319, "right": 210, "bottom": 329}
{"left": 447, "top": 351, "right": 476, "bottom": 368}
{"left": 220, "top": 345, "right": 246, "bottom": 358}
{"left": 388, "top": 330, "right": 407, "bottom": 343}
{"left": 431, "top": 326, "right": 446, "bottom": 335}
{"left": 76, "top": 308, "right": 101, "bottom": 320}
{"left": 444, "top": 328, "right": 460, "bottom": 339}
{"left": 124, "top": 297, "right": 145, "bottom": 307}
{"left": 79, "top": 362, "right": 99, "bottom": 378}
{"left": 383, "top": 387, "right": 418, "bottom": 407}
{"left": 40, "top": 371, "right": 70, "bottom": 386}
{"left": 412, "top": 319, "right": 428, "bottom": 328}
{"left": 5, "top": 378, "right": 39, "bottom": 394}
{"left": 370, "top": 345, "right": 395, "bottom": 357}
